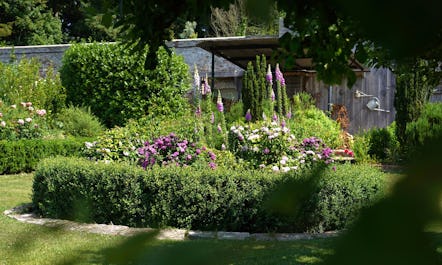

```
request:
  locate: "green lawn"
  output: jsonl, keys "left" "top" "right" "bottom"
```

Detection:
{"left": 1, "top": 172, "right": 440, "bottom": 265}
{"left": 0, "top": 173, "right": 335, "bottom": 265}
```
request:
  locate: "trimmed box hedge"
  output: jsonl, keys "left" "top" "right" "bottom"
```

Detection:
{"left": 32, "top": 157, "right": 387, "bottom": 233}
{"left": 0, "top": 138, "right": 87, "bottom": 174}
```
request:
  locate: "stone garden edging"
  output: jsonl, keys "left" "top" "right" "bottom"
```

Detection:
{"left": 4, "top": 204, "right": 340, "bottom": 241}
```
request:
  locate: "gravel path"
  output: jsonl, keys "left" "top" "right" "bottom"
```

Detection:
{"left": 4, "top": 203, "right": 340, "bottom": 241}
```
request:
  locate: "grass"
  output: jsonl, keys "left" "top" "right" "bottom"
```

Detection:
{"left": 0, "top": 173, "right": 335, "bottom": 265}
{"left": 1, "top": 171, "right": 440, "bottom": 265}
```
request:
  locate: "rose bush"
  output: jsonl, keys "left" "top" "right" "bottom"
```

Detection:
{"left": 0, "top": 100, "right": 47, "bottom": 140}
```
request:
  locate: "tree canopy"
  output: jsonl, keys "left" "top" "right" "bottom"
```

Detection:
{"left": 0, "top": 0, "right": 63, "bottom": 46}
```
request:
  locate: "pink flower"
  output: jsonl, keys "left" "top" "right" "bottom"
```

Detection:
{"left": 26, "top": 102, "right": 32, "bottom": 107}
{"left": 216, "top": 90, "right": 224, "bottom": 112}
{"left": 17, "top": 119, "right": 24, "bottom": 125}
{"left": 25, "top": 117, "right": 32, "bottom": 123}
{"left": 275, "top": 63, "right": 285, "bottom": 86}
{"left": 0, "top": 121, "right": 6, "bottom": 127}
{"left": 20, "top": 102, "right": 27, "bottom": 108}
{"left": 209, "top": 162, "right": 216, "bottom": 169}
{"left": 36, "top": 109, "right": 47, "bottom": 116}
{"left": 266, "top": 64, "right": 273, "bottom": 84}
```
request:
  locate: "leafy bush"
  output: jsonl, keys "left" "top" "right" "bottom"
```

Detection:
{"left": 405, "top": 103, "right": 442, "bottom": 157}
{"left": 0, "top": 138, "right": 86, "bottom": 174}
{"left": 54, "top": 106, "right": 104, "bottom": 137}
{"left": 367, "top": 123, "right": 399, "bottom": 163}
{"left": 351, "top": 134, "right": 373, "bottom": 163}
{"left": 296, "top": 163, "right": 387, "bottom": 232}
{"left": 0, "top": 58, "right": 65, "bottom": 116}
{"left": 33, "top": 157, "right": 386, "bottom": 233}
{"left": 288, "top": 108, "right": 343, "bottom": 149}
{"left": 0, "top": 101, "right": 49, "bottom": 140}
{"left": 61, "top": 42, "right": 190, "bottom": 127}
{"left": 82, "top": 125, "right": 144, "bottom": 165}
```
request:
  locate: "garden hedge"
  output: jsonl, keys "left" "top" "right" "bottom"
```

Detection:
{"left": 0, "top": 138, "right": 87, "bottom": 174}
{"left": 60, "top": 42, "right": 190, "bottom": 128}
{"left": 32, "top": 157, "right": 387, "bottom": 233}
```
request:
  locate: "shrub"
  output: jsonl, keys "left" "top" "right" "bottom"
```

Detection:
{"left": 33, "top": 157, "right": 386, "bottom": 233}
{"left": 0, "top": 57, "right": 65, "bottom": 117}
{"left": 367, "top": 123, "right": 399, "bottom": 163}
{"left": 295, "top": 163, "right": 387, "bottom": 232}
{"left": 61, "top": 42, "right": 190, "bottom": 127}
{"left": 54, "top": 105, "right": 104, "bottom": 137}
{"left": 288, "top": 107, "right": 344, "bottom": 149}
{"left": 405, "top": 103, "right": 442, "bottom": 157}
{"left": 0, "top": 138, "right": 86, "bottom": 174}
{"left": 351, "top": 134, "right": 373, "bottom": 164}
{"left": 0, "top": 101, "right": 49, "bottom": 140}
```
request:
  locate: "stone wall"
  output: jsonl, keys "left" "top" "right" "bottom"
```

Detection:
{"left": 0, "top": 44, "right": 70, "bottom": 73}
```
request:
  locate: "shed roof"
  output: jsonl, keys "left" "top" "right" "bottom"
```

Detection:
{"left": 196, "top": 36, "right": 369, "bottom": 73}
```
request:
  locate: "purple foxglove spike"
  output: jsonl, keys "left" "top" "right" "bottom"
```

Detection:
{"left": 266, "top": 64, "right": 273, "bottom": 84}
{"left": 275, "top": 63, "right": 285, "bottom": 86}
{"left": 272, "top": 112, "right": 278, "bottom": 122}
{"left": 216, "top": 90, "right": 224, "bottom": 112}
{"left": 245, "top": 109, "right": 252, "bottom": 122}
{"left": 271, "top": 89, "right": 275, "bottom": 101}
{"left": 286, "top": 107, "right": 292, "bottom": 119}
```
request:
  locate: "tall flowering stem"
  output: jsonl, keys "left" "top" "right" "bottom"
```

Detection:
{"left": 216, "top": 89, "right": 228, "bottom": 148}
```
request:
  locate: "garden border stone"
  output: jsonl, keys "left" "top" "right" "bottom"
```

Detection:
{"left": 4, "top": 204, "right": 340, "bottom": 241}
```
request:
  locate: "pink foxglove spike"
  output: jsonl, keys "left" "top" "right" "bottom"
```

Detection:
{"left": 275, "top": 63, "right": 285, "bottom": 86}
{"left": 216, "top": 90, "right": 224, "bottom": 112}
{"left": 266, "top": 64, "right": 273, "bottom": 84}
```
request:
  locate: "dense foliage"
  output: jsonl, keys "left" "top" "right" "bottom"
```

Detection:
{"left": 0, "top": 58, "right": 66, "bottom": 117}
{"left": 0, "top": 0, "right": 62, "bottom": 46}
{"left": 33, "top": 157, "right": 386, "bottom": 233}
{"left": 61, "top": 43, "right": 190, "bottom": 127}
{"left": 405, "top": 103, "right": 442, "bottom": 157}
{"left": 0, "top": 138, "right": 86, "bottom": 174}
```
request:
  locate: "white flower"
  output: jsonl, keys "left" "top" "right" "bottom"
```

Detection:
{"left": 281, "top": 167, "right": 291, "bottom": 172}
{"left": 252, "top": 146, "right": 259, "bottom": 152}
{"left": 123, "top": 151, "right": 130, "bottom": 156}
{"left": 306, "top": 150, "right": 315, "bottom": 155}
{"left": 272, "top": 165, "right": 279, "bottom": 172}
{"left": 281, "top": 155, "right": 289, "bottom": 161}
{"left": 280, "top": 159, "right": 287, "bottom": 165}
{"left": 85, "top": 142, "right": 94, "bottom": 149}
{"left": 0, "top": 121, "right": 6, "bottom": 127}
{"left": 25, "top": 117, "right": 32, "bottom": 123}
{"left": 230, "top": 125, "right": 236, "bottom": 131}
{"left": 17, "top": 119, "right": 24, "bottom": 125}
